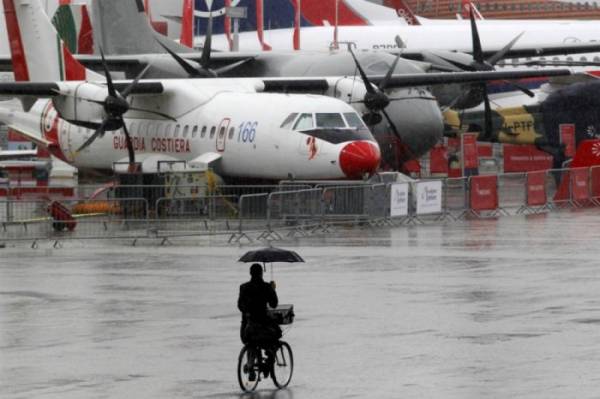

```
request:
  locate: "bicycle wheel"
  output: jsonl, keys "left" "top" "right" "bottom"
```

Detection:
{"left": 271, "top": 341, "right": 293, "bottom": 388}
{"left": 237, "top": 345, "right": 259, "bottom": 392}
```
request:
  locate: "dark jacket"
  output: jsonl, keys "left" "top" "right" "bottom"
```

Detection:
{"left": 238, "top": 277, "right": 278, "bottom": 323}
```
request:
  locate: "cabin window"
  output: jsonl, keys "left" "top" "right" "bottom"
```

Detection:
{"left": 316, "top": 113, "right": 346, "bottom": 128}
{"left": 164, "top": 124, "right": 171, "bottom": 137}
{"left": 343, "top": 113, "right": 367, "bottom": 129}
{"left": 228, "top": 127, "right": 235, "bottom": 139}
{"left": 183, "top": 125, "right": 189, "bottom": 138}
{"left": 174, "top": 124, "right": 181, "bottom": 138}
{"left": 581, "top": 56, "right": 588, "bottom": 62}
{"left": 293, "top": 113, "right": 314, "bottom": 131}
{"left": 210, "top": 126, "right": 216, "bottom": 139}
{"left": 280, "top": 113, "right": 298, "bottom": 129}
{"left": 219, "top": 126, "right": 226, "bottom": 140}
{"left": 201, "top": 126, "right": 207, "bottom": 138}
{"left": 192, "top": 125, "right": 198, "bottom": 138}
{"left": 129, "top": 122, "right": 136, "bottom": 136}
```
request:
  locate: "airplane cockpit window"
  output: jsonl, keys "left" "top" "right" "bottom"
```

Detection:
{"left": 280, "top": 113, "right": 298, "bottom": 129}
{"left": 293, "top": 113, "right": 314, "bottom": 131}
{"left": 343, "top": 113, "right": 367, "bottom": 129}
{"left": 315, "top": 113, "right": 346, "bottom": 128}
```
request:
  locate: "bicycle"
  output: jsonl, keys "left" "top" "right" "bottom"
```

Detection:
{"left": 237, "top": 304, "right": 294, "bottom": 392}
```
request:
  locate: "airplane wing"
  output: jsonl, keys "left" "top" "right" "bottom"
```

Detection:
{"left": 260, "top": 68, "right": 572, "bottom": 92}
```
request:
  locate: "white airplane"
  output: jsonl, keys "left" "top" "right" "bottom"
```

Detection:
{"left": 0, "top": 0, "right": 383, "bottom": 180}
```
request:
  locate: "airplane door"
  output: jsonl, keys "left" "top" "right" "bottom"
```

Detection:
{"left": 216, "top": 118, "right": 231, "bottom": 152}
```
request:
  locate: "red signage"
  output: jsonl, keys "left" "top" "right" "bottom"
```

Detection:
{"left": 570, "top": 168, "right": 590, "bottom": 202}
{"left": 429, "top": 145, "right": 448, "bottom": 174}
{"left": 462, "top": 133, "right": 479, "bottom": 170}
{"left": 526, "top": 171, "right": 547, "bottom": 206}
{"left": 478, "top": 143, "right": 493, "bottom": 158}
{"left": 503, "top": 144, "right": 553, "bottom": 173}
{"left": 560, "top": 124, "right": 576, "bottom": 158}
{"left": 470, "top": 175, "right": 498, "bottom": 211}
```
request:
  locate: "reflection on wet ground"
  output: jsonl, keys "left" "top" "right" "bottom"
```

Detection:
{"left": 2, "top": 210, "right": 600, "bottom": 398}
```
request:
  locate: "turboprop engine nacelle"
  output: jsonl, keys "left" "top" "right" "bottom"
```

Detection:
{"left": 51, "top": 82, "right": 109, "bottom": 125}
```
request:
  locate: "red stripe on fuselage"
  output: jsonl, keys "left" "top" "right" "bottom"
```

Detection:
{"left": 3, "top": 0, "right": 30, "bottom": 81}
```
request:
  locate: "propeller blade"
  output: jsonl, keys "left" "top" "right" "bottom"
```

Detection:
{"left": 503, "top": 80, "right": 535, "bottom": 97}
{"left": 128, "top": 106, "right": 177, "bottom": 121}
{"left": 378, "top": 53, "right": 402, "bottom": 91}
{"left": 120, "top": 117, "right": 136, "bottom": 166}
{"left": 482, "top": 88, "right": 493, "bottom": 141}
{"left": 120, "top": 63, "right": 153, "bottom": 98}
{"left": 156, "top": 39, "right": 203, "bottom": 77}
{"left": 76, "top": 118, "right": 110, "bottom": 153}
{"left": 486, "top": 32, "right": 524, "bottom": 66}
{"left": 98, "top": 46, "right": 117, "bottom": 98}
{"left": 348, "top": 47, "right": 377, "bottom": 95}
{"left": 381, "top": 108, "right": 402, "bottom": 141}
{"left": 382, "top": 108, "right": 417, "bottom": 168}
{"left": 214, "top": 57, "right": 255, "bottom": 75}
{"left": 469, "top": 8, "right": 484, "bottom": 64}
{"left": 199, "top": 4, "right": 213, "bottom": 69}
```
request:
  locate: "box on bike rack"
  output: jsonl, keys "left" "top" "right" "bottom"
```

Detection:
{"left": 268, "top": 304, "right": 294, "bottom": 325}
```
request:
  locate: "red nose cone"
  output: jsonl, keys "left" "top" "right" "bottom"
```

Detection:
{"left": 339, "top": 141, "right": 381, "bottom": 179}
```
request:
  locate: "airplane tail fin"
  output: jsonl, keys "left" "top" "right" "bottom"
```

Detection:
{"left": 52, "top": 3, "right": 94, "bottom": 55}
{"left": 385, "top": 0, "right": 421, "bottom": 25}
{"left": 144, "top": 0, "right": 168, "bottom": 36}
{"left": 461, "top": 0, "right": 484, "bottom": 20}
{"left": 91, "top": 0, "right": 192, "bottom": 55}
{"left": 2, "top": 0, "right": 102, "bottom": 82}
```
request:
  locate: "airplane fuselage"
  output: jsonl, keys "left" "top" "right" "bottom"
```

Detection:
{"left": 6, "top": 79, "right": 381, "bottom": 180}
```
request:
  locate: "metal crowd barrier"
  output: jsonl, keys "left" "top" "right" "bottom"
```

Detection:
{"left": 2, "top": 166, "right": 600, "bottom": 244}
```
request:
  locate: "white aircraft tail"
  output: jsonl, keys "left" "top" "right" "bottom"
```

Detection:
{"left": 2, "top": 0, "right": 103, "bottom": 82}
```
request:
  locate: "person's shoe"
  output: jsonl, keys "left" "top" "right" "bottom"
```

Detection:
{"left": 248, "top": 370, "right": 257, "bottom": 381}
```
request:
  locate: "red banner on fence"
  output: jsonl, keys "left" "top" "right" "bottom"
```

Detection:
{"left": 470, "top": 175, "right": 498, "bottom": 211}
{"left": 560, "top": 124, "right": 576, "bottom": 158}
{"left": 462, "top": 133, "right": 479, "bottom": 170}
{"left": 570, "top": 168, "right": 590, "bottom": 202}
{"left": 478, "top": 143, "right": 493, "bottom": 158}
{"left": 503, "top": 144, "right": 553, "bottom": 173}
{"left": 526, "top": 171, "right": 547, "bottom": 206}
{"left": 429, "top": 145, "right": 448, "bottom": 174}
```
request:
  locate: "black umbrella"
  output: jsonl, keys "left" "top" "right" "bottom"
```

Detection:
{"left": 238, "top": 247, "right": 304, "bottom": 263}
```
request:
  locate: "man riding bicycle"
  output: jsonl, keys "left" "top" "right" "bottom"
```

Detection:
{"left": 238, "top": 263, "right": 282, "bottom": 380}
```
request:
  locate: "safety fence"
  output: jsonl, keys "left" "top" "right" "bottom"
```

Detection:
{"left": 2, "top": 166, "right": 600, "bottom": 245}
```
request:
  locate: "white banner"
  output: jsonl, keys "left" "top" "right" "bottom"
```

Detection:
{"left": 415, "top": 180, "right": 443, "bottom": 215}
{"left": 390, "top": 183, "right": 409, "bottom": 217}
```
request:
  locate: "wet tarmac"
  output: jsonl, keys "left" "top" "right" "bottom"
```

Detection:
{"left": 2, "top": 210, "right": 600, "bottom": 398}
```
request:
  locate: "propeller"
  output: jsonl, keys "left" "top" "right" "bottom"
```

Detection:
{"left": 436, "top": 9, "right": 532, "bottom": 142}
{"left": 347, "top": 44, "right": 418, "bottom": 168}
{"left": 75, "top": 47, "right": 176, "bottom": 170}
{"left": 156, "top": 4, "right": 253, "bottom": 78}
